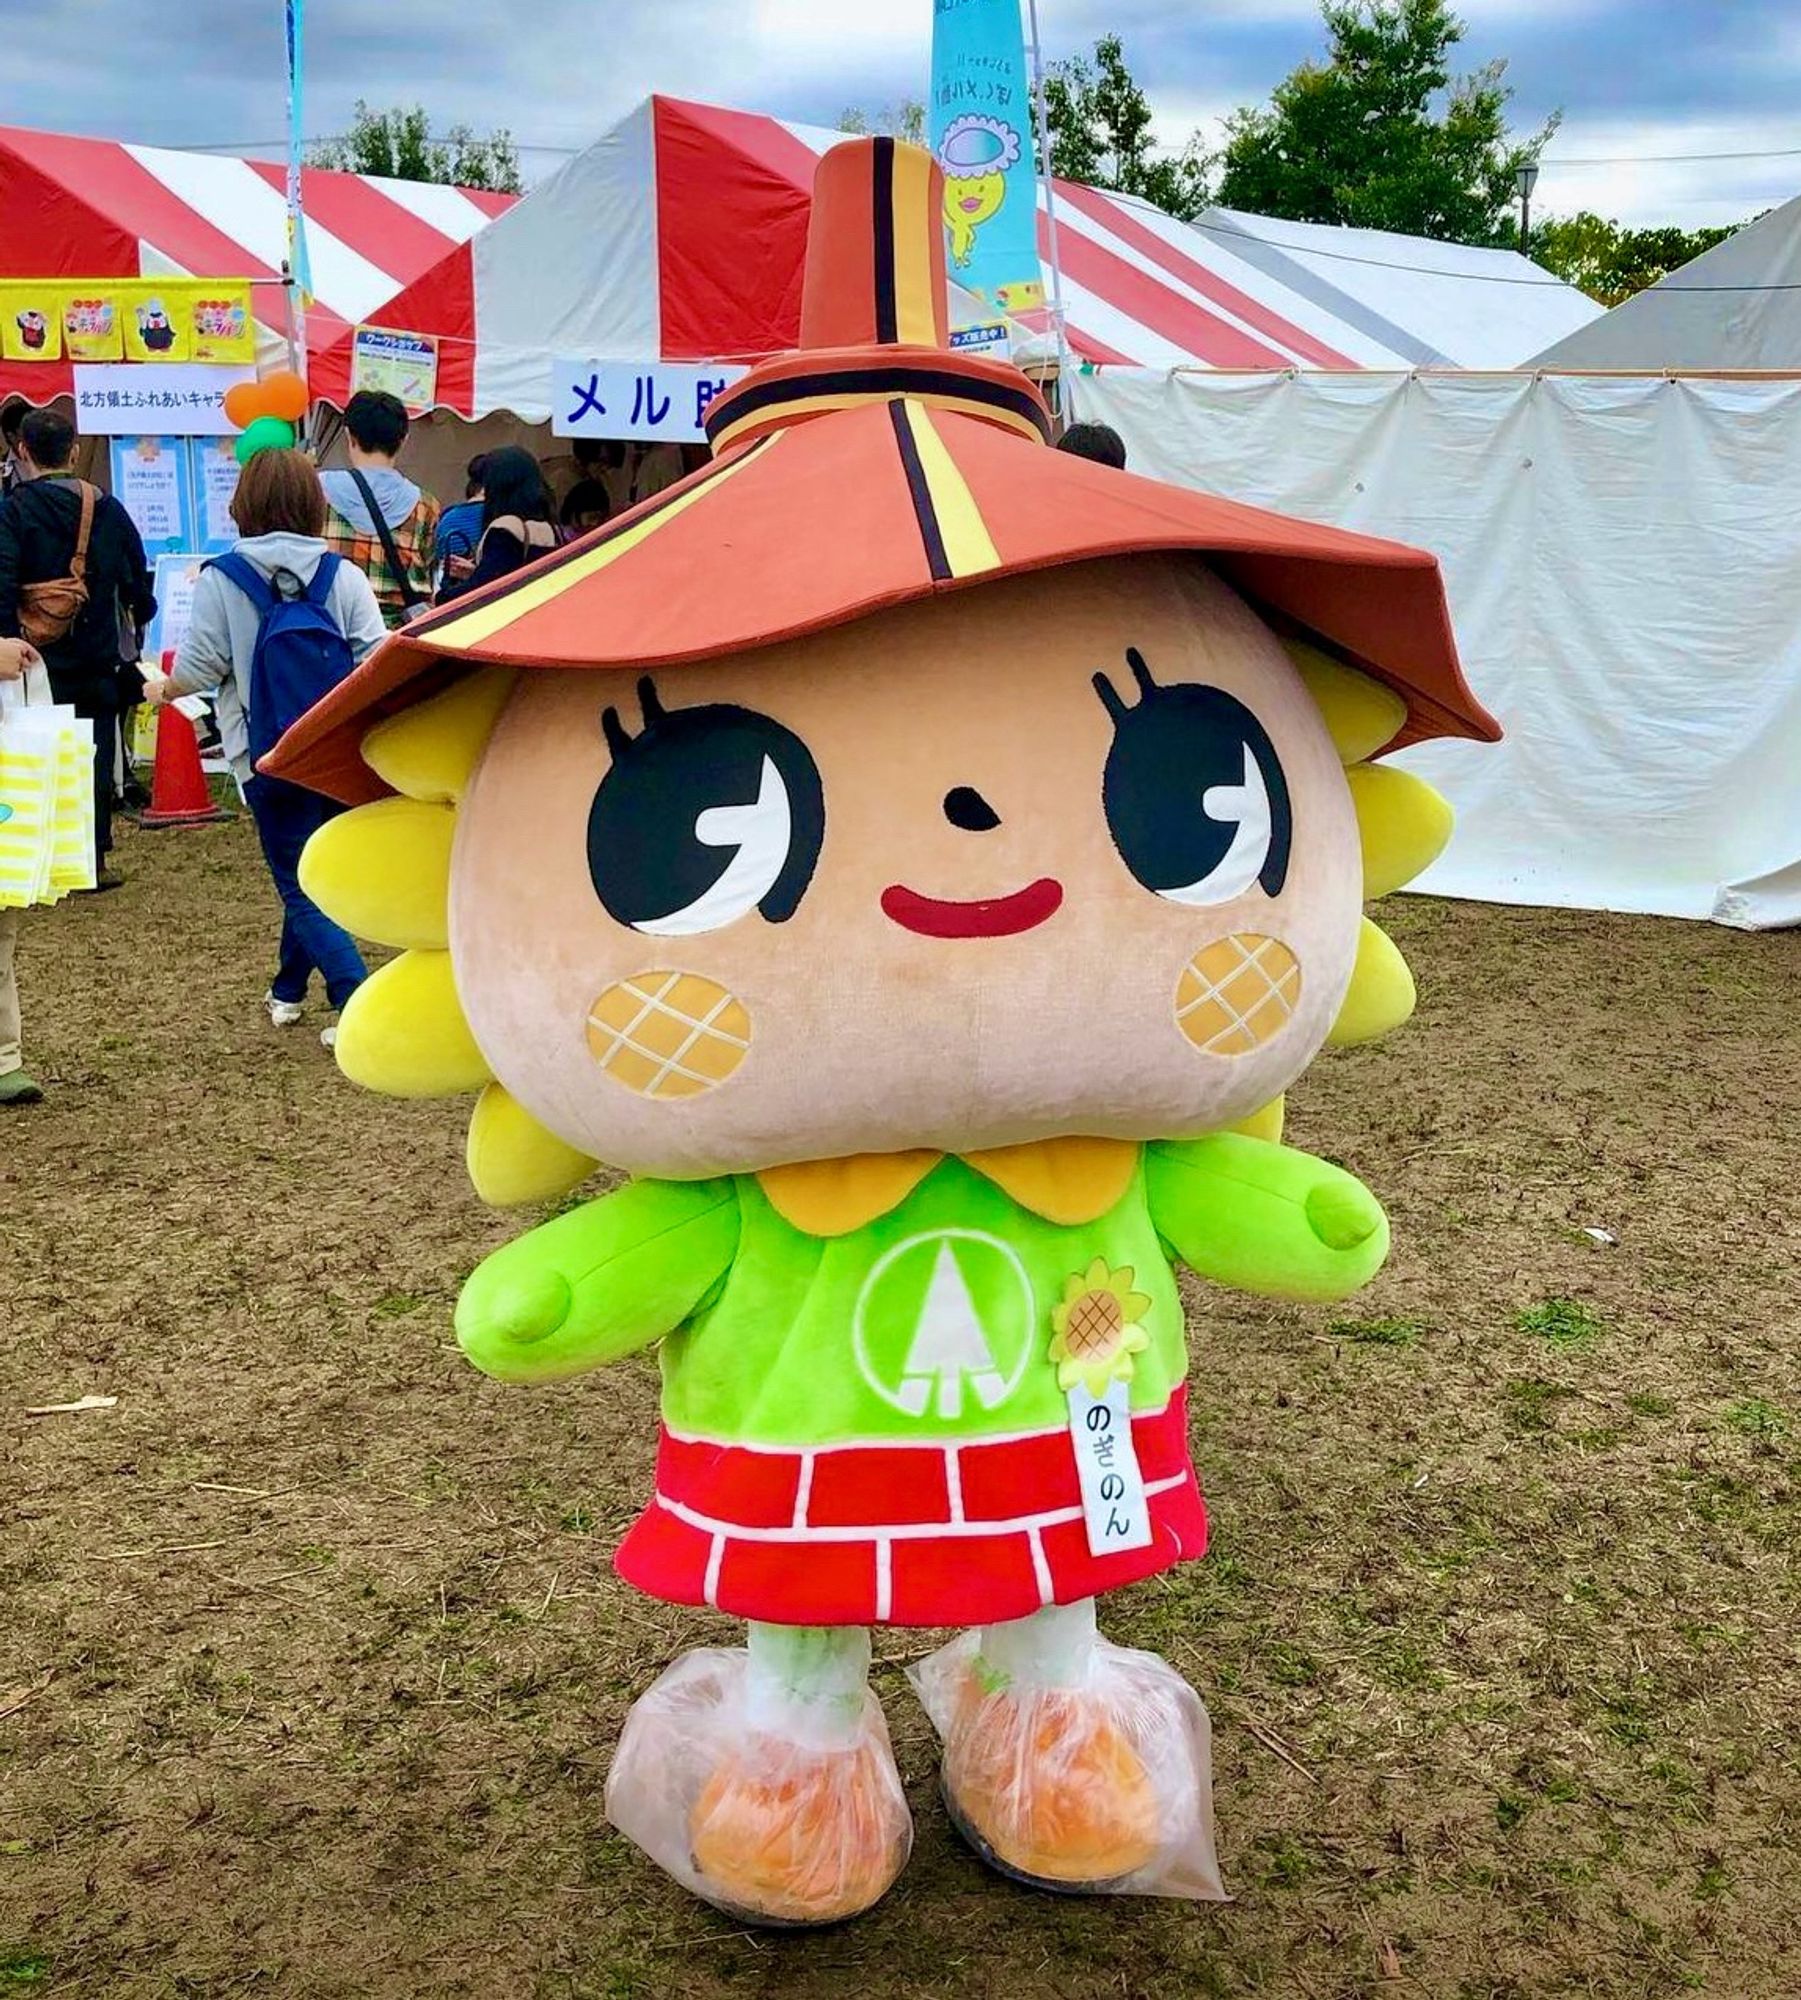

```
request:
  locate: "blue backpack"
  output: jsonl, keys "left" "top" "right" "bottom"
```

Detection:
{"left": 210, "top": 552, "right": 356, "bottom": 766}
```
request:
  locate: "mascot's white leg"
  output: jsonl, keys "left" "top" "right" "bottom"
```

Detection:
{"left": 910, "top": 1598, "right": 1225, "bottom": 1900}
{"left": 605, "top": 1623, "right": 911, "bottom": 1926}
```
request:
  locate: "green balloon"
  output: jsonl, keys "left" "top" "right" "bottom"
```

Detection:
{"left": 235, "top": 416, "right": 296, "bottom": 465}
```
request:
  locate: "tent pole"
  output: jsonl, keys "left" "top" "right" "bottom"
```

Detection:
{"left": 1025, "top": 0, "right": 1073, "bottom": 423}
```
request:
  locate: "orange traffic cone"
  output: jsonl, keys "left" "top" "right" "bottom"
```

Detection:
{"left": 141, "top": 653, "right": 229, "bottom": 828}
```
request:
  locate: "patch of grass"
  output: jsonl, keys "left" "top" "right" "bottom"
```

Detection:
{"left": 1697, "top": 1856, "right": 1732, "bottom": 1900}
{"left": 1495, "top": 1792, "right": 1530, "bottom": 1831}
{"left": 1515, "top": 1298, "right": 1604, "bottom": 1348}
{"left": 1254, "top": 1832, "right": 1317, "bottom": 1887}
{"left": 372, "top": 1290, "right": 429, "bottom": 1318}
{"left": 1600, "top": 1693, "right": 1653, "bottom": 1747}
{"left": 0, "top": 1952, "right": 48, "bottom": 1991}
{"left": 1328, "top": 1314, "right": 1424, "bottom": 1347}
{"left": 1723, "top": 1397, "right": 1788, "bottom": 1440}
{"left": 559, "top": 1506, "right": 596, "bottom": 1535}
{"left": 1504, "top": 1378, "right": 1577, "bottom": 1432}
{"left": 1628, "top": 1392, "right": 1675, "bottom": 1418}
{"left": 1264, "top": 1639, "right": 1320, "bottom": 1686}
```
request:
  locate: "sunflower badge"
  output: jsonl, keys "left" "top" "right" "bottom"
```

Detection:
{"left": 1049, "top": 1260, "right": 1153, "bottom": 1397}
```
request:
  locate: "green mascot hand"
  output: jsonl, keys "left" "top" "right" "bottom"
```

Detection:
{"left": 1145, "top": 1133, "right": 1389, "bottom": 1302}
{"left": 455, "top": 1178, "right": 740, "bottom": 1383}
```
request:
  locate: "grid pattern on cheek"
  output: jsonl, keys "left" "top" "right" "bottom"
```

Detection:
{"left": 585, "top": 971, "right": 753, "bottom": 1099}
{"left": 1174, "top": 933, "right": 1302, "bottom": 1057}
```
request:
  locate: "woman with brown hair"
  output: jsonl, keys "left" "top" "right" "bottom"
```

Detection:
{"left": 144, "top": 448, "right": 385, "bottom": 1042}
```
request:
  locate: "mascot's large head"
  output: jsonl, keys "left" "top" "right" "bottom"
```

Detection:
{"left": 266, "top": 139, "right": 1498, "bottom": 1206}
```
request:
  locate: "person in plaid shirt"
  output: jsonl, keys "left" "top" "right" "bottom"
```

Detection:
{"left": 320, "top": 391, "right": 439, "bottom": 628}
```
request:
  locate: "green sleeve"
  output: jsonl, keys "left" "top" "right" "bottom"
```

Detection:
{"left": 1144, "top": 1133, "right": 1389, "bottom": 1303}
{"left": 454, "top": 1177, "right": 740, "bottom": 1384}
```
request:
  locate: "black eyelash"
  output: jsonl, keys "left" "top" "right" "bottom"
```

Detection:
{"left": 601, "top": 675, "right": 668, "bottom": 758}
{"left": 1093, "top": 646, "right": 1162, "bottom": 723}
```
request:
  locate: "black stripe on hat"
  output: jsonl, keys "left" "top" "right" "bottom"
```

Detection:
{"left": 888, "top": 399, "right": 951, "bottom": 583}
{"left": 871, "top": 138, "right": 898, "bottom": 344}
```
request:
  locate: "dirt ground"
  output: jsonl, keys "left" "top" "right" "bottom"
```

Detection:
{"left": 2, "top": 811, "right": 1798, "bottom": 2000}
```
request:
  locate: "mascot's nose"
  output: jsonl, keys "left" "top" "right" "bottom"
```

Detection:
{"left": 943, "top": 786, "right": 1001, "bottom": 832}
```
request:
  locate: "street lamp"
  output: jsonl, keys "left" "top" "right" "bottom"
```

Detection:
{"left": 1516, "top": 161, "right": 1541, "bottom": 260}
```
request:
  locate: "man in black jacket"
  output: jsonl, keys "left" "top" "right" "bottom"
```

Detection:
{"left": 0, "top": 408, "right": 156, "bottom": 886}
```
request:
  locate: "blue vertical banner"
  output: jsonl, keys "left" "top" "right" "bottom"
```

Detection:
{"left": 930, "top": 0, "right": 1045, "bottom": 314}
{"left": 285, "top": 0, "right": 314, "bottom": 303}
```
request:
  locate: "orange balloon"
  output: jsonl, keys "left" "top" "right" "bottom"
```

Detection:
{"left": 261, "top": 370, "right": 310, "bottom": 422}
{"left": 222, "top": 381, "right": 264, "bottom": 428}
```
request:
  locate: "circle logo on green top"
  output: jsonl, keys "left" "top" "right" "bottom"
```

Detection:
{"left": 852, "top": 1229, "right": 1036, "bottom": 1423}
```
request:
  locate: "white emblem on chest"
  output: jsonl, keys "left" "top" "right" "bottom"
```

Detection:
{"left": 851, "top": 1229, "right": 1036, "bottom": 1421}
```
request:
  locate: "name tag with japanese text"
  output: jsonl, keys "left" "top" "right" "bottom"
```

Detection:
{"left": 1067, "top": 1380, "right": 1153, "bottom": 1558}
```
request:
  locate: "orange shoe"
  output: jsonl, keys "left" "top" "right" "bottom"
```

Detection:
{"left": 689, "top": 1734, "right": 910, "bottom": 1926}
{"left": 942, "top": 1675, "right": 1159, "bottom": 1890}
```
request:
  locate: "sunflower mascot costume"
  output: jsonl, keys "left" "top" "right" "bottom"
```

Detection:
{"left": 268, "top": 139, "right": 1498, "bottom": 1922}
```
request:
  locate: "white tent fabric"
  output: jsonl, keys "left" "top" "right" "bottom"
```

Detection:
{"left": 1075, "top": 367, "right": 1801, "bottom": 927}
{"left": 1193, "top": 208, "right": 1600, "bottom": 368}
{"left": 1531, "top": 194, "right": 1801, "bottom": 370}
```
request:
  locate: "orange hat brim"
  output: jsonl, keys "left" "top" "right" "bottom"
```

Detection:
{"left": 264, "top": 397, "right": 1498, "bottom": 805}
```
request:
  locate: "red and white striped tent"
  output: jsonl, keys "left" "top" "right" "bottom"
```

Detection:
{"left": 311, "top": 94, "right": 1597, "bottom": 418}
{"left": 0, "top": 124, "right": 514, "bottom": 404}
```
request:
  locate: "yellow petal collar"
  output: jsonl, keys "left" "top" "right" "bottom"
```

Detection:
{"left": 757, "top": 1136, "right": 1142, "bottom": 1238}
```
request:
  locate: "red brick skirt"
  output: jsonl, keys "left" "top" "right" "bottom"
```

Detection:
{"left": 614, "top": 1387, "right": 1208, "bottom": 1627}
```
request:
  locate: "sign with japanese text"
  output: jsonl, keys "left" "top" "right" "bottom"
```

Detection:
{"left": 109, "top": 436, "right": 195, "bottom": 553}
{"left": 350, "top": 327, "right": 439, "bottom": 413}
{"left": 188, "top": 435, "right": 242, "bottom": 552}
{"left": 551, "top": 359, "right": 749, "bottom": 444}
{"left": 930, "top": 0, "right": 1045, "bottom": 314}
{"left": 1067, "top": 1380, "right": 1153, "bottom": 1559}
{"left": 949, "top": 320, "right": 1012, "bottom": 359}
{"left": 73, "top": 363, "right": 257, "bottom": 437}
{"left": 0, "top": 281, "right": 254, "bottom": 366}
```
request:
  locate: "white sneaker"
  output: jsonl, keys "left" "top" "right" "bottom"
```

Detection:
{"left": 319, "top": 1024, "right": 338, "bottom": 1050}
{"left": 265, "top": 993, "right": 305, "bottom": 1028}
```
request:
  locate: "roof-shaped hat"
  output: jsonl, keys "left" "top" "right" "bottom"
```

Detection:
{"left": 266, "top": 136, "right": 1498, "bottom": 804}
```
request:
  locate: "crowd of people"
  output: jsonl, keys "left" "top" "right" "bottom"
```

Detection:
{"left": 0, "top": 389, "right": 1127, "bottom": 1111}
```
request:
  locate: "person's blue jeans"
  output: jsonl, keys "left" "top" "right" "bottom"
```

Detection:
{"left": 243, "top": 776, "right": 367, "bottom": 1010}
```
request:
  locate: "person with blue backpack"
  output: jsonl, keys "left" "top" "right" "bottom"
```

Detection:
{"left": 144, "top": 449, "right": 386, "bottom": 1045}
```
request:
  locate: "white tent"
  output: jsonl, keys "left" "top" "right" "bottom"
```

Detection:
{"left": 1531, "top": 195, "right": 1801, "bottom": 370}
{"left": 1191, "top": 207, "right": 1600, "bottom": 368}
{"left": 315, "top": 96, "right": 1602, "bottom": 420}
{"left": 1075, "top": 367, "right": 1801, "bottom": 928}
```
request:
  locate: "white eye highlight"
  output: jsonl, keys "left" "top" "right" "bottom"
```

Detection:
{"left": 632, "top": 756, "right": 794, "bottom": 937}
{"left": 1155, "top": 748, "right": 1274, "bottom": 909}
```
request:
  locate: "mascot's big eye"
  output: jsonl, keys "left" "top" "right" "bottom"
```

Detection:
{"left": 588, "top": 678, "right": 825, "bottom": 935}
{"left": 1095, "top": 648, "right": 1292, "bottom": 905}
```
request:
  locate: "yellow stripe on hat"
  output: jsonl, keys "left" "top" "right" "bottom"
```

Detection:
{"left": 428, "top": 438, "right": 778, "bottom": 654}
{"left": 889, "top": 142, "right": 944, "bottom": 348}
{"left": 901, "top": 401, "right": 1000, "bottom": 579}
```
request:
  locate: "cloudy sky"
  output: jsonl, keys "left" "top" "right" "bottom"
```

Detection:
{"left": 9, "top": 0, "right": 1798, "bottom": 228}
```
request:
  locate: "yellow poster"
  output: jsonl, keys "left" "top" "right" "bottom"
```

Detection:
{"left": 121, "top": 283, "right": 192, "bottom": 364}
{"left": 62, "top": 292, "right": 123, "bottom": 363}
{"left": 188, "top": 289, "right": 254, "bottom": 364}
{"left": 0, "top": 281, "right": 253, "bottom": 364}
{"left": 0, "top": 285, "right": 63, "bottom": 363}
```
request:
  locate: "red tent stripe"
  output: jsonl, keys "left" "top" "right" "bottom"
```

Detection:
{"left": 244, "top": 161, "right": 462, "bottom": 287}
{"left": 1053, "top": 180, "right": 1357, "bottom": 369}
{"left": 0, "top": 129, "right": 283, "bottom": 286}
{"left": 653, "top": 97, "right": 820, "bottom": 360}
{"left": 1037, "top": 208, "right": 1297, "bottom": 369}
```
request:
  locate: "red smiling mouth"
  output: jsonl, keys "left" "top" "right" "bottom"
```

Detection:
{"left": 880, "top": 879, "right": 1064, "bottom": 939}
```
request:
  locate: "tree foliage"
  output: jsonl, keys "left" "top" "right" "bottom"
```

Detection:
{"left": 838, "top": 100, "right": 927, "bottom": 146}
{"left": 311, "top": 102, "right": 522, "bottom": 194}
{"left": 1522, "top": 211, "right": 1748, "bottom": 305}
{"left": 1043, "top": 35, "right": 1208, "bottom": 221}
{"left": 1214, "top": 0, "right": 1554, "bottom": 245}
